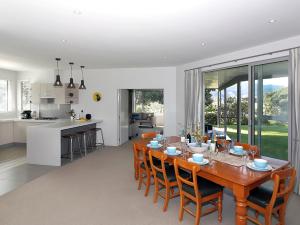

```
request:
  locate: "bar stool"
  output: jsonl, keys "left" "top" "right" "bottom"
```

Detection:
{"left": 89, "top": 127, "right": 104, "bottom": 150}
{"left": 62, "top": 134, "right": 81, "bottom": 161}
{"left": 77, "top": 131, "right": 88, "bottom": 156}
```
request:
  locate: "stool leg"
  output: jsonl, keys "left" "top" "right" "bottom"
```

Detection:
{"left": 83, "top": 133, "right": 87, "bottom": 156}
{"left": 70, "top": 138, "right": 73, "bottom": 161}
{"left": 100, "top": 129, "right": 104, "bottom": 149}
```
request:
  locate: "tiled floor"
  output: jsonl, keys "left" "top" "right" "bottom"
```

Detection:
{"left": 0, "top": 146, "right": 55, "bottom": 196}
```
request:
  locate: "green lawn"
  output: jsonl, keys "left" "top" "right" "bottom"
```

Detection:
{"left": 226, "top": 124, "right": 288, "bottom": 160}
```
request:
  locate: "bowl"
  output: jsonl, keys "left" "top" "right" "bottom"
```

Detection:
{"left": 167, "top": 146, "right": 176, "bottom": 154}
{"left": 233, "top": 146, "right": 243, "bottom": 153}
{"left": 188, "top": 142, "right": 198, "bottom": 147}
{"left": 192, "top": 153, "right": 203, "bottom": 162}
{"left": 150, "top": 140, "right": 158, "bottom": 147}
{"left": 254, "top": 159, "right": 268, "bottom": 168}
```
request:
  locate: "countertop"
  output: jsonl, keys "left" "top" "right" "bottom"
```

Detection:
{"left": 0, "top": 118, "right": 102, "bottom": 129}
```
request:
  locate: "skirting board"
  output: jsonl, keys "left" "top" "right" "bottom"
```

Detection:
{"left": 0, "top": 143, "right": 26, "bottom": 149}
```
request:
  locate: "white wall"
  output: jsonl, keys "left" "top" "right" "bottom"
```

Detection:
{"left": 0, "top": 68, "right": 18, "bottom": 119}
{"left": 175, "top": 34, "right": 300, "bottom": 133}
{"left": 71, "top": 67, "right": 177, "bottom": 146}
{"left": 18, "top": 67, "right": 177, "bottom": 146}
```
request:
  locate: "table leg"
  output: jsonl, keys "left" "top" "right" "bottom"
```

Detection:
{"left": 233, "top": 184, "right": 249, "bottom": 225}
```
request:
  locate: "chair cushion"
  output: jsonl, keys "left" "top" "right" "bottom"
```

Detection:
{"left": 182, "top": 177, "right": 223, "bottom": 198}
{"left": 156, "top": 166, "right": 190, "bottom": 183}
{"left": 247, "top": 186, "right": 284, "bottom": 208}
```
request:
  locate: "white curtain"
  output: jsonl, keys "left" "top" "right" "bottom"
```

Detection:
{"left": 184, "top": 69, "right": 204, "bottom": 134}
{"left": 289, "top": 48, "right": 300, "bottom": 194}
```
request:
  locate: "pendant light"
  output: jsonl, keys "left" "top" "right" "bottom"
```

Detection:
{"left": 53, "top": 58, "right": 63, "bottom": 87}
{"left": 67, "top": 62, "right": 76, "bottom": 89}
{"left": 79, "top": 66, "right": 87, "bottom": 89}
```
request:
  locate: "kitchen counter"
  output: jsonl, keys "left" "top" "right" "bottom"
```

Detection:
{"left": 27, "top": 119, "right": 102, "bottom": 166}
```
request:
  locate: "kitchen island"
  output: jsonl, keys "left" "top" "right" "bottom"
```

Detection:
{"left": 27, "top": 119, "right": 102, "bottom": 166}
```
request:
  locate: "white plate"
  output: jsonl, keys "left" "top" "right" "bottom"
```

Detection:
{"left": 229, "top": 149, "right": 246, "bottom": 156}
{"left": 246, "top": 162, "right": 272, "bottom": 171}
{"left": 163, "top": 150, "right": 182, "bottom": 156}
{"left": 147, "top": 144, "right": 162, "bottom": 149}
{"left": 188, "top": 158, "right": 209, "bottom": 165}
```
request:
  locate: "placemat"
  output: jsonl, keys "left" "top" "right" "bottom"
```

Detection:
{"left": 203, "top": 152, "right": 245, "bottom": 167}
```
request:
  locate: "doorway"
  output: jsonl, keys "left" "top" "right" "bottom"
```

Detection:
{"left": 118, "top": 89, "right": 164, "bottom": 145}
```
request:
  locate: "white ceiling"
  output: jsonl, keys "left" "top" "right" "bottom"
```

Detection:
{"left": 1, "top": 0, "right": 300, "bottom": 71}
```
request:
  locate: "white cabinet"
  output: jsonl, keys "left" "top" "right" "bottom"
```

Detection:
{"left": 0, "top": 121, "right": 14, "bottom": 145}
{"left": 13, "top": 121, "right": 49, "bottom": 143}
{"left": 31, "top": 83, "right": 79, "bottom": 104}
{"left": 40, "top": 83, "right": 55, "bottom": 98}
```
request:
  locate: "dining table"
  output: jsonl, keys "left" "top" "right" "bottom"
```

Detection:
{"left": 134, "top": 136, "right": 290, "bottom": 225}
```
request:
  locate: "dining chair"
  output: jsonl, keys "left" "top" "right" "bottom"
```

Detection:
{"left": 141, "top": 132, "right": 157, "bottom": 139}
{"left": 235, "top": 142, "right": 260, "bottom": 158}
{"left": 148, "top": 150, "right": 190, "bottom": 212}
{"left": 216, "top": 138, "right": 230, "bottom": 152}
{"left": 137, "top": 147, "right": 154, "bottom": 196}
{"left": 246, "top": 167, "right": 296, "bottom": 225}
{"left": 133, "top": 142, "right": 144, "bottom": 180}
{"left": 174, "top": 158, "right": 223, "bottom": 225}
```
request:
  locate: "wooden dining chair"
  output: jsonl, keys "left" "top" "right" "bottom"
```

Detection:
{"left": 246, "top": 167, "right": 296, "bottom": 225}
{"left": 137, "top": 147, "right": 154, "bottom": 196}
{"left": 216, "top": 138, "right": 230, "bottom": 152}
{"left": 133, "top": 142, "right": 144, "bottom": 180}
{"left": 174, "top": 158, "right": 223, "bottom": 225}
{"left": 141, "top": 132, "right": 157, "bottom": 139}
{"left": 148, "top": 150, "right": 190, "bottom": 212}
{"left": 235, "top": 142, "right": 260, "bottom": 158}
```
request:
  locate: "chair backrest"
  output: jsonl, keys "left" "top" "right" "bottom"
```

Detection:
{"left": 174, "top": 158, "right": 200, "bottom": 199}
{"left": 235, "top": 142, "right": 260, "bottom": 157}
{"left": 202, "top": 135, "right": 209, "bottom": 143}
{"left": 148, "top": 150, "right": 168, "bottom": 182}
{"left": 269, "top": 167, "right": 296, "bottom": 209}
{"left": 133, "top": 142, "right": 144, "bottom": 164}
{"left": 141, "top": 132, "right": 157, "bottom": 139}
{"left": 141, "top": 147, "right": 151, "bottom": 171}
{"left": 216, "top": 138, "right": 230, "bottom": 151}
{"left": 235, "top": 142, "right": 251, "bottom": 150}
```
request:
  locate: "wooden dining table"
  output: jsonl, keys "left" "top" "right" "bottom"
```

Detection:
{"left": 134, "top": 136, "right": 289, "bottom": 225}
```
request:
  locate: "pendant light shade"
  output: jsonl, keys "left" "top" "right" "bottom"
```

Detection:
{"left": 67, "top": 62, "right": 76, "bottom": 89}
{"left": 53, "top": 58, "right": 63, "bottom": 87}
{"left": 79, "top": 65, "right": 87, "bottom": 90}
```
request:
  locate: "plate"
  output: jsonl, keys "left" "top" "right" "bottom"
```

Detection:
{"left": 246, "top": 162, "right": 272, "bottom": 171}
{"left": 188, "top": 158, "right": 209, "bottom": 165}
{"left": 229, "top": 149, "right": 247, "bottom": 156}
{"left": 147, "top": 144, "right": 162, "bottom": 149}
{"left": 163, "top": 150, "right": 182, "bottom": 156}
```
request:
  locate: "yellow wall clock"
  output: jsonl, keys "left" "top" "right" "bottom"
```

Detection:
{"left": 93, "top": 91, "right": 102, "bottom": 102}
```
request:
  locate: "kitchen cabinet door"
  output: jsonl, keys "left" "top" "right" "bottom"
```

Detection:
{"left": 0, "top": 121, "right": 14, "bottom": 145}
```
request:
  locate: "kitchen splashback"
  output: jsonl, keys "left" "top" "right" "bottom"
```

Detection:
{"left": 39, "top": 104, "right": 71, "bottom": 119}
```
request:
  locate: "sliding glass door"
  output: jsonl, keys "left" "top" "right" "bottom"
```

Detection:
{"left": 204, "top": 60, "right": 289, "bottom": 160}
{"left": 252, "top": 61, "right": 289, "bottom": 160}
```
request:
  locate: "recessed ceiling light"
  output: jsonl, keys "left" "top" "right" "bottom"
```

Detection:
{"left": 73, "top": 9, "right": 82, "bottom": 15}
{"left": 201, "top": 42, "right": 206, "bottom": 46}
{"left": 268, "top": 19, "right": 277, "bottom": 24}
{"left": 62, "top": 39, "right": 67, "bottom": 43}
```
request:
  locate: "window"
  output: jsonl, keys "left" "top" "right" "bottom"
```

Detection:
{"left": 0, "top": 80, "right": 8, "bottom": 112}
{"left": 203, "top": 60, "right": 289, "bottom": 160}
{"left": 133, "top": 89, "right": 164, "bottom": 113}
{"left": 20, "top": 81, "right": 31, "bottom": 111}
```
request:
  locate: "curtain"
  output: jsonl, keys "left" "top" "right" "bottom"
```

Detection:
{"left": 184, "top": 69, "right": 204, "bottom": 134}
{"left": 289, "top": 48, "right": 300, "bottom": 194}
